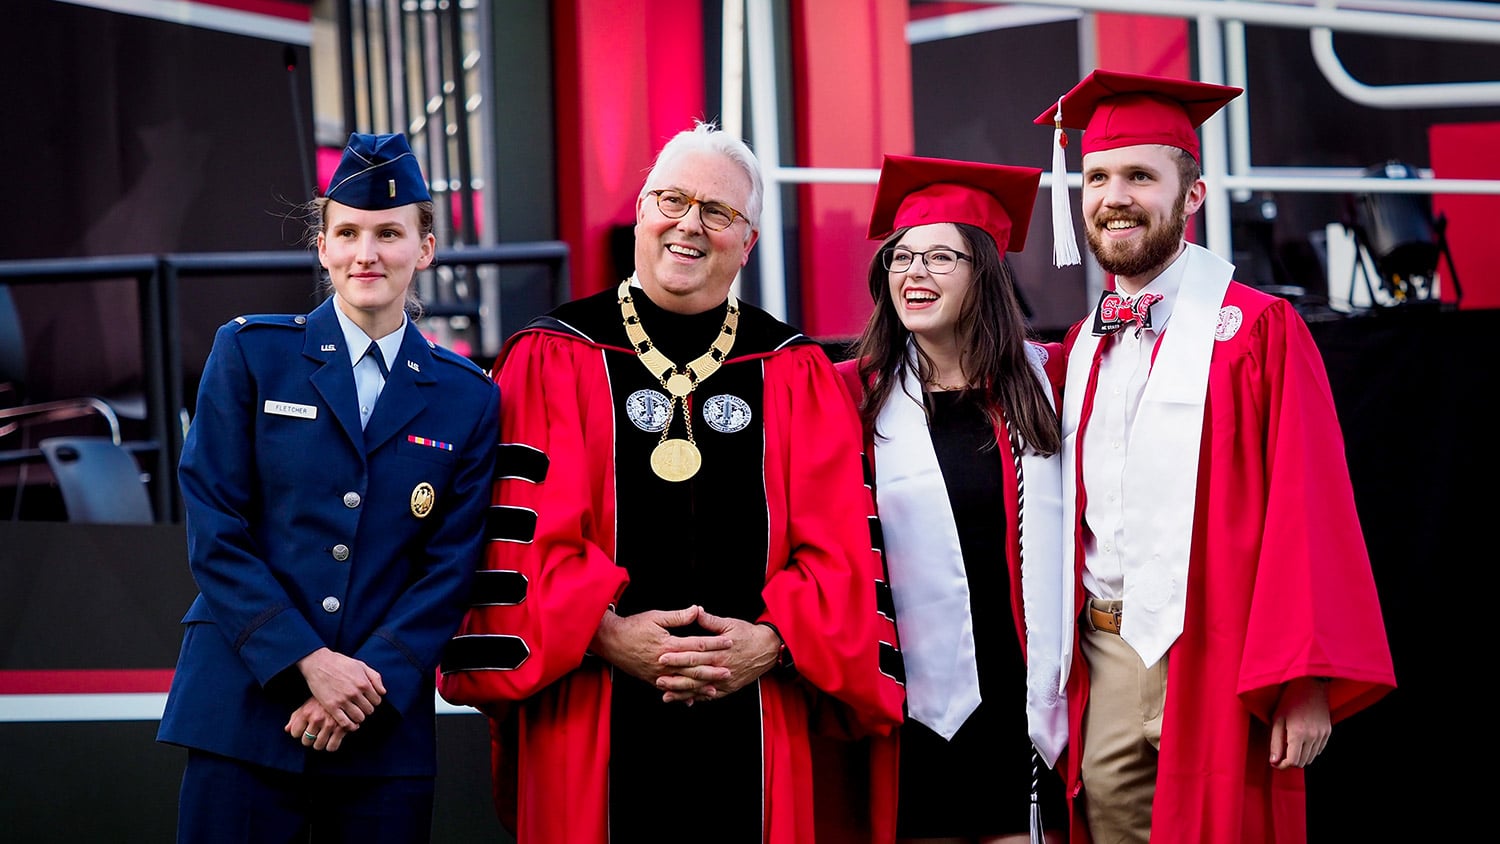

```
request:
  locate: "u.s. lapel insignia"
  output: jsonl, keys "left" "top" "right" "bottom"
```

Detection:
{"left": 411, "top": 482, "right": 435, "bottom": 518}
{"left": 703, "top": 394, "right": 751, "bottom": 434}
{"left": 321, "top": 343, "right": 337, "bottom": 352}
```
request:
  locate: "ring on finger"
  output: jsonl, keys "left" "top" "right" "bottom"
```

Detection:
{"left": 303, "top": 730, "right": 318, "bottom": 741}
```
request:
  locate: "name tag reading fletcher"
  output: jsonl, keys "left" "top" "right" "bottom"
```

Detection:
{"left": 264, "top": 400, "right": 318, "bottom": 420}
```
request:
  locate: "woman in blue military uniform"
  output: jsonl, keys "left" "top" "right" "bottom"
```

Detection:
{"left": 157, "top": 132, "right": 500, "bottom": 842}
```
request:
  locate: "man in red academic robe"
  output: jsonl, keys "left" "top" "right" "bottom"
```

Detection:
{"left": 437, "top": 121, "right": 903, "bottom": 843}
{"left": 1033, "top": 71, "right": 1396, "bottom": 843}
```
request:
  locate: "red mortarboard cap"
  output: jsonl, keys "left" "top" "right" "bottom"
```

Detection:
{"left": 325, "top": 132, "right": 432, "bottom": 210}
{"left": 1032, "top": 70, "right": 1241, "bottom": 267}
{"left": 866, "top": 154, "right": 1042, "bottom": 254}
{"left": 1032, "top": 69, "right": 1242, "bottom": 161}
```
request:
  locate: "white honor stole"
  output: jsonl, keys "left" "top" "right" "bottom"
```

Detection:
{"left": 1060, "top": 244, "right": 1233, "bottom": 672}
{"left": 875, "top": 341, "right": 1067, "bottom": 767}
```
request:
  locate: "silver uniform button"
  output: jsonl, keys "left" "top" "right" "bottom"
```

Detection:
{"left": 294, "top": 315, "right": 307, "bottom": 325}
{"left": 322, "top": 596, "right": 341, "bottom": 613}
{"left": 331, "top": 544, "right": 350, "bottom": 561}
{"left": 343, "top": 492, "right": 361, "bottom": 508}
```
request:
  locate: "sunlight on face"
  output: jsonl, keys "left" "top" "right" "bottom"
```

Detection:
{"left": 633, "top": 149, "right": 758, "bottom": 315}
{"left": 318, "top": 201, "right": 434, "bottom": 337}
{"left": 886, "top": 222, "right": 974, "bottom": 351}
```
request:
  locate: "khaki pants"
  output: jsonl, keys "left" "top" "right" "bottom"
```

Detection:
{"left": 1079, "top": 599, "right": 1167, "bottom": 844}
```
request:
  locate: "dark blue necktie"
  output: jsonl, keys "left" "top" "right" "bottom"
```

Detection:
{"left": 365, "top": 342, "right": 389, "bottom": 380}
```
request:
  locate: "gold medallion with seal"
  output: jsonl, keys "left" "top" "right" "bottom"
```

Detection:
{"left": 617, "top": 279, "right": 738, "bottom": 482}
{"left": 650, "top": 438, "right": 702, "bottom": 483}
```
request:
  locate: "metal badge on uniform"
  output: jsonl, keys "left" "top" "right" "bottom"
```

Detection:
{"left": 264, "top": 400, "right": 317, "bottom": 420}
{"left": 703, "top": 394, "right": 751, "bottom": 433}
{"left": 411, "top": 482, "right": 435, "bottom": 518}
{"left": 407, "top": 360, "right": 420, "bottom": 372}
{"left": 321, "top": 343, "right": 337, "bottom": 352}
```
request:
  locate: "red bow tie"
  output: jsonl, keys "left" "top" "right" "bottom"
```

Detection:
{"left": 1092, "top": 290, "right": 1164, "bottom": 336}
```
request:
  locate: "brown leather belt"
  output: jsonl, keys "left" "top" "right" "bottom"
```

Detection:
{"left": 1086, "top": 600, "right": 1122, "bottom": 635}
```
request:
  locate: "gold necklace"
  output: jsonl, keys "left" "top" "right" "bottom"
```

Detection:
{"left": 617, "top": 279, "right": 739, "bottom": 482}
{"left": 925, "top": 380, "right": 969, "bottom": 392}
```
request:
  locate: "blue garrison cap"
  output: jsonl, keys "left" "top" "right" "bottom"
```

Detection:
{"left": 324, "top": 132, "right": 431, "bottom": 209}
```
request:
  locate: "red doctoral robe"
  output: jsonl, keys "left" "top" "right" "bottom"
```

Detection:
{"left": 1062, "top": 280, "right": 1396, "bottom": 843}
{"left": 438, "top": 289, "right": 904, "bottom": 843}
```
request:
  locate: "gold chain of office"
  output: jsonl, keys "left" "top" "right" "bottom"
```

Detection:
{"left": 616, "top": 279, "right": 739, "bottom": 482}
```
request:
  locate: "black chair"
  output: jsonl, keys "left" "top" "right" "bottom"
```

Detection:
{"left": 0, "top": 283, "right": 149, "bottom": 446}
{"left": 0, "top": 283, "right": 129, "bottom": 444}
{"left": 38, "top": 436, "right": 154, "bottom": 524}
{"left": 0, "top": 282, "right": 176, "bottom": 520}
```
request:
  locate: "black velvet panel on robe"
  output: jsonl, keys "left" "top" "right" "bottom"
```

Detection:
{"left": 531, "top": 286, "right": 809, "bottom": 842}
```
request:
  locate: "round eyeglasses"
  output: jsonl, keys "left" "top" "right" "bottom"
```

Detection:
{"left": 648, "top": 189, "right": 748, "bottom": 232}
{"left": 883, "top": 247, "right": 972, "bottom": 274}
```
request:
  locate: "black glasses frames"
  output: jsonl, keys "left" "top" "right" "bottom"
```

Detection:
{"left": 883, "top": 247, "right": 972, "bottom": 274}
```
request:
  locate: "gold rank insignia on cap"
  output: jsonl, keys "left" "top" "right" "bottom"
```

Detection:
{"left": 325, "top": 133, "right": 431, "bottom": 210}
{"left": 411, "top": 482, "right": 435, "bottom": 518}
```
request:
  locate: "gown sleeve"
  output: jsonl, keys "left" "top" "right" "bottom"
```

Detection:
{"left": 438, "top": 330, "right": 629, "bottom": 713}
{"left": 760, "top": 346, "right": 904, "bottom": 738}
{"left": 1230, "top": 300, "right": 1396, "bottom": 722}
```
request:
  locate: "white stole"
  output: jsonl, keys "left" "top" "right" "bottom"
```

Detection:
{"left": 875, "top": 341, "right": 1067, "bottom": 767}
{"left": 1060, "top": 243, "right": 1233, "bottom": 673}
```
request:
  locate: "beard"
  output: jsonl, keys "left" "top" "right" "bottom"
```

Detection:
{"left": 1086, "top": 191, "right": 1188, "bottom": 279}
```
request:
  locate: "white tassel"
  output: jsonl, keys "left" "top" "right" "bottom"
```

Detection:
{"left": 1050, "top": 99, "right": 1081, "bottom": 268}
{"left": 1030, "top": 747, "right": 1046, "bottom": 844}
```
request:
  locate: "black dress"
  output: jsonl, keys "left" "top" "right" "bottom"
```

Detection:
{"left": 894, "top": 389, "right": 1067, "bottom": 838}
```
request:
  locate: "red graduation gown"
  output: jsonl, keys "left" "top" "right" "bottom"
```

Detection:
{"left": 828, "top": 345, "right": 1067, "bottom": 841}
{"left": 1062, "top": 283, "right": 1396, "bottom": 843}
{"left": 439, "top": 291, "right": 903, "bottom": 843}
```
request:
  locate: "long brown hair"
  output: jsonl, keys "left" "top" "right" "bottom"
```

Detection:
{"left": 851, "top": 222, "right": 1060, "bottom": 456}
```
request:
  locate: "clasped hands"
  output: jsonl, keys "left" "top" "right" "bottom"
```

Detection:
{"left": 590, "top": 605, "right": 781, "bottom": 705}
{"left": 283, "top": 646, "right": 386, "bottom": 752}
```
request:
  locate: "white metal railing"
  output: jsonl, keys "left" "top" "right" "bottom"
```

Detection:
{"left": 734, "top": 0, "right": 1500, "bottom": 317}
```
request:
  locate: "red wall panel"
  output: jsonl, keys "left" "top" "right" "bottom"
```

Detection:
{"left": 553, "top": 0, "right": 706, "bottom": 298}
{"left": 1094, "top": 12, "right": 1189, "bottom": 80}
{"left": 1429, "top": 121, "right": 1500, "bottom": 310}
{"left": 790, "top": 0, "right": 914, "bottom": 339}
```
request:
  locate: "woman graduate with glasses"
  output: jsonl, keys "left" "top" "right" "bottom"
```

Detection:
{"left": 836, "top": 154, "right": 1069, "bottom": 844}
{"left": 156, "top": 132, "right": 500, "bottom": 842}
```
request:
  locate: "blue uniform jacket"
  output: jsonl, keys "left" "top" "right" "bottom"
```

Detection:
{"left": 157, "top": 297, "right": 500, "bottom": 775}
